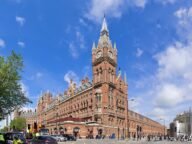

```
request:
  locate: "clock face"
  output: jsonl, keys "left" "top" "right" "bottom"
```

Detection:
{"left": 96, "top": 51, "right": 102, "bottom": 59}
{"left": 108, "top": 51, "right": 113, "bottom": 59}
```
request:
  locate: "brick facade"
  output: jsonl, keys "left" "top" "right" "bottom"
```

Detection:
{"left": 15, "top": 17, "right": 165, "bottom": 139}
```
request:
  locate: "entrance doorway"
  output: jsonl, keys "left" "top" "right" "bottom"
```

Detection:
{"left": 59, "top": 127, "right": 64, "bottom": 135}
{"left": 73, "top": 127, "right": 80, "bottom": 138}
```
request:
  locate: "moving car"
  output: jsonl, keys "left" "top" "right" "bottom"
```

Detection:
{"left": 29, "top": 135, "right": 58, "bottom": 144}
{"left": 62, "top": 134, "right": 76, "bottom": 141}
{"left": 51, "top": 135, "right": 67, "bottom": 142}
{"left": 39, "top": 128, "right": 49, "bottom": 136}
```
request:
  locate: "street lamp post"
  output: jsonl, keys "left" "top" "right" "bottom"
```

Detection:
{"left": 128, "top": 98, "right": 135, "bottom": 139}
{"left": 160, "top": 118, "right": 165, "bottom": 139}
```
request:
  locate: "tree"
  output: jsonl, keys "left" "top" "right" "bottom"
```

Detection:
{"left": 0, "top": 126, "right": 9, "bottom": 132}
{"left": 0, "top": 51, "right": 31, "bottom": 119}
{"left": 10, "top": 117, "right": 26, "bottom": 131}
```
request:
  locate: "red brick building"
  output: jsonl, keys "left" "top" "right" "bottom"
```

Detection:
{"left": 15, "top": 17, "right": 165, "bottom": 139}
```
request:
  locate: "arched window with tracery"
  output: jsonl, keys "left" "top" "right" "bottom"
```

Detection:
{"left": 96, "top": 93, "right": 101, "bottom": 104}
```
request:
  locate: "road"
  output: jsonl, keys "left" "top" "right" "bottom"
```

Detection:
{"left": 58, "top": 139, "right": 192, "bottom": 144}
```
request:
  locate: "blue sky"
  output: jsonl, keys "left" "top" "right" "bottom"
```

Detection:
{"left": 0, "top": 0, "right": 192, "bottom": 126}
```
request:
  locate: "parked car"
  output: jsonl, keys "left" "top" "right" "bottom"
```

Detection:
{"left": 29, "top": 136, "right": 58, "bottom": 144}
{"left": 4, "top": 132, "right": 26, "bottom": 144}
{"left": 62, "top": 134, "right": 76, "bottom": 141}
{"left": 51, "top": 135, "right": 67, "bottom": 142}
{"left": 169, "top": 137, "right": 176, "bottom": 141}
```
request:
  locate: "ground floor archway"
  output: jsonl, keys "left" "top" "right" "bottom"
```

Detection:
{"left": 73, "top": 127, "right": 80, "bottom": 138}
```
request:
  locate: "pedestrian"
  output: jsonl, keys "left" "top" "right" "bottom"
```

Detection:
{"left": 133, "top": 134, "right": 135, "bottom": 140}
{"left": 147, "top": 135, "right": 150, "bottom": 141}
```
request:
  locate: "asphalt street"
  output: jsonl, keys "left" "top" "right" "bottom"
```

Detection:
{"left": 58, "top": 139, "right": 192, "bottom": 144}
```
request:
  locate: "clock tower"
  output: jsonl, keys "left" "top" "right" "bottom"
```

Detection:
{"left": 91, "top": 17, "right": 128, "bottom": 136}
{"left": 92, "top": 17, "right": 117, "bottom": 85}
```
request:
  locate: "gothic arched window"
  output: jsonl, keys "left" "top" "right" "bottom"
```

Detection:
{"left": 96, "top": 93, "right": 101, "bottom": 104}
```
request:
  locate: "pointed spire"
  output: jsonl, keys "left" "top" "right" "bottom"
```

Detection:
{"left": 114, "top": 42, "right": 116, "bottom": 49}
{"left": 100, "top": 15, "right": 109, "bottom": 37}
{"left": 98, "top": 15, "right": 111, "bottom": 47}
{"left": 92, "top": 42, "right": 96, "bottom": 49}
{"left": 101, "top": 15, "right": 108, "bottom": 32}
{"left": 124, "top": 72, "right": 127, "bottom": 84}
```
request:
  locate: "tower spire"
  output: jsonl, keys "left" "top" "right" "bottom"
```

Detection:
{"left": 124, "top": 72, "right": 127, "bottom": 84}
{"left": 92, "top": 42, "right": 96, "bottom": 50}
{"left": 114, "top": 42, "right": 116, "bottom": 49}
{"left": 100, "top": 15, "right": 109, "bottom": 34}
{"left": 98, "top": 15, "right": 112, "bottom": 47}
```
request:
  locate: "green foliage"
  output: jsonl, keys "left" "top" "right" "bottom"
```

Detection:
{"left": 0, "top": 51, "right": 31, "bottom": 119}
{"left": 0, "top": 126, "right": 9, "bottom": 132}
{"left": 10, "top": 117, "right": 26, "bottom": 131}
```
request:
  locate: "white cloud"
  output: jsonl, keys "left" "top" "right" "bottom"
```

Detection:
{"left": 76, "top": 31, "right": 85, "bottom": 49}
{"left": 155, "top": 0, "right": 178, "bottom": 5}
{"left": 149, "top": 107, "right": 166, "bottom": 119}
{"left": 17, "top": 41, "right": 25, "bottom": 48}
{"left": 152, "top": 14, "right": 192, "bottom": 121}
{"left": 136, "top": 48, "right": 143, "bottom": 57}
{"left": 85, "top": 0, "right": 123, "bottom": 22}
{"left": 16, "top": 16, "right": 25, "bottom": 26}
{"left": 174, "top": 7, "right": 192, "bottom": 41}
{"left": 0, "top": 39, "right": 5, "bottom": 48}
{"left": 131, "top": 0, "right": 147, "bottom": 8}
{"left": 155, "top": 83, "right": 184, "bottom": 107}
{"left": 68, "top": 29, "right": 86, "bottom": 58}
{"left": 153, "top": 42, "right": 192, "bottom": 107}
{"left": 131, "top": 7, "right": 192, "bottom": 124}
{"left": 134, "top": 42, "right": 191, "bottom": 117}
{"left": 151, "top": 7, "right": 192, "bottom": 109}
{"left": 155, "top": 43, "right": 192, "bottom": 80}
{"left": 85, "top": 0, "right": 147, "bottom": 22}
{"left": 69, "top": 42, "right": 79, "bottom": 58}
{"left": 85, "top": 0, "right": 178, "bottom": 22}
{"left": 20, "top": 82, "right": 29, "bottom": 97}
{"left": 64, "top": 71, "right": 80, "bottom": 86}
